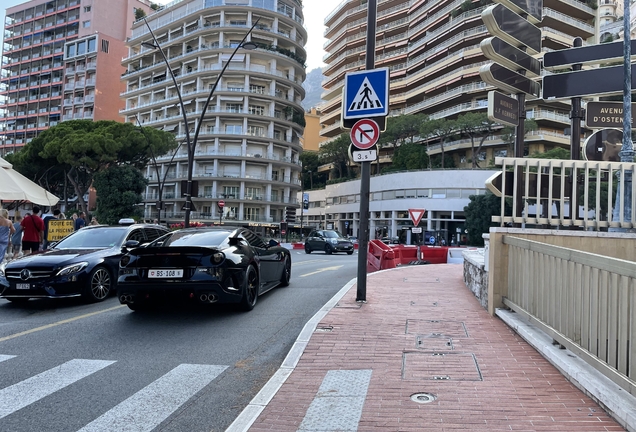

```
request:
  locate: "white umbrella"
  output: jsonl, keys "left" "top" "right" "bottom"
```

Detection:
{"left": 0, "top": 157, "right": 60, "bottom": 206}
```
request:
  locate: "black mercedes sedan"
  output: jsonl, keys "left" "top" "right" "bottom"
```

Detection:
{"left": 0, "top": 224, "right": 169, "bottom": 303}
{"left": 117, "top": 226, "right": 292, "bottom": 311}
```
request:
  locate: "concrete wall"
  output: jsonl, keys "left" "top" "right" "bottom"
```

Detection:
{"left": 462, "top": 249, "right": 488, "bottom": 309}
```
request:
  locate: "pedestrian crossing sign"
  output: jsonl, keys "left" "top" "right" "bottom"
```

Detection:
{"left": 343, "top": 68, "right": 389, "bottom": 120}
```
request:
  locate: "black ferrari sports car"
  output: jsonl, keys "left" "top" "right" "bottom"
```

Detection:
{"left": 117, "top": 226, "right": 292, "bottom": 311}
{"left": 0, "top": 224, "right": 169, "bottom": 303}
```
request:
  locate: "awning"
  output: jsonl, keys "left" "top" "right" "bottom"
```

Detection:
{"left": 0, "top": 157, "right": 60, "bottom": 205}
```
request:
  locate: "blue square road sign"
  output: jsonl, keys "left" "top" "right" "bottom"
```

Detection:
{"left": 343, "top": 68, "right": 389, "bottom": 120}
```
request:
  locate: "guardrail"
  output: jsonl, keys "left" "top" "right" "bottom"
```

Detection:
{"left": 490, "top": 157, "right": 636, "bottom": 230}
{"left": 488, "top": 230, "right": 636, "bottom": 397}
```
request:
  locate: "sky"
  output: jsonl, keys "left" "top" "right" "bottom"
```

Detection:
{"left": 1, "top": 0, "right": 342, "bottom": 70}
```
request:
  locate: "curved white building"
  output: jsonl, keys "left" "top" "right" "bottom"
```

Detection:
{"left": 120, "top": 0, "right": 307, "bottom": 227}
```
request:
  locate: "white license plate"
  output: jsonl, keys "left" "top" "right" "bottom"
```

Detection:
{"left": 148, "top": 269, "right": 183, "bottom": 278}
{"left": 16, "top": 283, "right": 30, "bottom": 290}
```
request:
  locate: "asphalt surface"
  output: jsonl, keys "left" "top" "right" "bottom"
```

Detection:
{"left": 0, "top": 250, "right": 358, "bottom": 432}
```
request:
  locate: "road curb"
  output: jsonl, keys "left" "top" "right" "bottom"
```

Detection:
{"left": 225, "top": 277, "right": 358, "bottom": 432}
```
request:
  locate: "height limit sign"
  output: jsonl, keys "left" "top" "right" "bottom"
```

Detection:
{"left": 350, "top": 119, "right": 379, "bottom": 162}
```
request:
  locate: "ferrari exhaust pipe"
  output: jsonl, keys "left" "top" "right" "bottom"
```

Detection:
{"left": 207, "top": 294, "right": 217, "bottom": 303}
{"left": 119, "top": 294, "right": 131, "bottom": 303}
{"left": 199, "top": 294, "right": 208, "bottom": 302}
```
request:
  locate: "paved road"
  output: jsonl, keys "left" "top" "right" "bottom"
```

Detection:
{"left": 0, "top": 251, "right": 358, "bottom": 432}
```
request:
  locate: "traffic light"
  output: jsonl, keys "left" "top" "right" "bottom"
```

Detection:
{"left": 285, "top": 206, "right": 296, "bottom": 223}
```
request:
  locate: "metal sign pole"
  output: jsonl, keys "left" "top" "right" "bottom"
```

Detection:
{"left": 356, "top": 0, "right": 377, "bottom": 303}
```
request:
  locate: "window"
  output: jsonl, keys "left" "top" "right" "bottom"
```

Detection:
{"left": 77, "top": 41, "right": 86, "bottom": 55}
{"left": 223, "top": 186, "right": 239, "bottom": 198}
{"left": 101, "top": 39, "right": 109, "bottom": 53}
{"left": 87, "top": 38, "right": 96, "bottom": 52}
{"left": 249, "top": 84, "right": 265, "bottom": 94}
{"left": 245, "top": 187, "right": 262, "bottom": 199}
{"left": 225, "top": 124, "right": 242, "bottom": 134}
{"left": 84, "top": 6, "right": 91, "bottom": 12}
{"left": 247, "top": 125, "right": 264, "bottom": 136}
{"left": 82, "top": 20, "right": 90, "bottom": 28}
{"left": 225, "top": 103, "right": 242, "bottom": 113}
{"left": 244, "top": 207, "right": 261, "bottom": 221}
{"left": 66, "top": 44, "right": 76, "bottom": 57}
{"left": 248, "top": 105, "right": 264, "bottom": 115}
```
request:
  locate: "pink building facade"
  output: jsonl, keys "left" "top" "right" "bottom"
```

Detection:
{"left": 1, "top": 0, "right": 153, "bottom": 155}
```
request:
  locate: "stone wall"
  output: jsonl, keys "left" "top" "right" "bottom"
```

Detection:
{"left": 462, "top": 249, "right": 488, "bottom": 309}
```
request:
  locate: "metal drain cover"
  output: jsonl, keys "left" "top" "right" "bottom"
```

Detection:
{"left": 411, "top": 392, "right": 436, "bottom": 404}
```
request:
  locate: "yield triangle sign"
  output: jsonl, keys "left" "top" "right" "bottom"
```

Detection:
{"left": 408, "top": 209, "right": 426, "bottom": 226}
{"left": 348, "top": 77, "right": 384, "bottom": 112}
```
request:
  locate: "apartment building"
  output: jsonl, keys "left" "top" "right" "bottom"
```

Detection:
{"left": 0, "top": 0, "right": 153, "bottom": 155}
{"left": 319, "top": 0, "right": 598, "bottom": 168}
{"left": 120, "top": 0, "right": 307, "bottom": 226}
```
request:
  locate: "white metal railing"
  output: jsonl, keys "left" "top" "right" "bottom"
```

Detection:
{"left": 502, "top": 235, "right": 636, "bottom": 396}
{"left": 490, "top": 157, "right": 636, "bottom": 229}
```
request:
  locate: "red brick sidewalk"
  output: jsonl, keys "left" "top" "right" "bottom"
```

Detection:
{"left": 247, "top": 265, "right": 623, "bottom": 432}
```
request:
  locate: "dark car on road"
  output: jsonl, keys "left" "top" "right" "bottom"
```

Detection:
{"left": 117, "top": 226, "right": 292, "bottom": 312}
{"left": 0, "top": 224, "right": 168, "bottom": 303}
{"left": 304, "top": 230, "right": 354, "bottom": 255}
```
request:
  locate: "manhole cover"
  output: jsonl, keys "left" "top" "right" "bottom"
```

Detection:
{"left": 410, "top": 392, "right": 436, "bottom": 404}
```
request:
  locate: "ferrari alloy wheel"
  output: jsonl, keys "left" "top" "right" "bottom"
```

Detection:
{"left": 324, "top": 244, "right": 332, "bottom": 255}
{"left": 85, "top": 267, "right": 112, "bottom": 302}
{"left": 279, "top": 255, "right": 291, "bottom": 287}
{"left": 305, "top": 244, "right": 312, "bottom": 254}
{"left": 240, "top": 265, "right": 259, "bottom": 311}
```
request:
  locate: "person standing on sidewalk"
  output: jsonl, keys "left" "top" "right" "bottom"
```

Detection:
{"left": 0, "top": 209, "right": 15, "bottom": 263}
{"left": 11, "top": 214, "right": 23, "bottom": 259}
{"left": 21, "top": 206, "right": 44, "bottom": 254}
{"left": 74, "top": 212, "right": 86, "bottom": 231}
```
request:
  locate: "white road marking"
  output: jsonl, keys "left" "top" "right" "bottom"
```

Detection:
{"left": 0, "top": 359, "right": 116, "bottom": 419}
{"left": 299, "top": 265, "right": 344, "bottom": 278}
{"left": 0, "top": 355, "right": 16, "bottom": 363}
{"left": 77, "top": 363, "right": 228, "bottom": 432}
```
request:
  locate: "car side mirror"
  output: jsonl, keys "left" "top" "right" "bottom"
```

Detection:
{"left": 123, "top": 240, "right": 140, "bottom": 250}
{"left": 268, "top": 239, "right": 279, "bottom": 248}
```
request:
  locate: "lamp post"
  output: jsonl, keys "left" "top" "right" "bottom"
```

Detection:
{"left": 141, "top": 17, "right": 259, "bottom": 227}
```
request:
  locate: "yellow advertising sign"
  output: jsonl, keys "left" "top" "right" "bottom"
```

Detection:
{"left": 47, "top": 219, "right": 74, "bottom": 241}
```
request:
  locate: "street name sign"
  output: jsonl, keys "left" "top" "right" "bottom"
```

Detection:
{"left": 480, "top": 63, "right": 541, "bottom": 97}
{"left": 487, "top": 90, "right": 519, "bottom": 126}
{"left": 495, "top": 0, "right": 542, "bottom": 24}
{"left": 585, "top": 102, "right": 636, "bottom": 128}
{"left": 343, "top": 68, "right": 389, "bottom": 120}
{"left": 350, "top": 119, "right": 380, "bottom": 149}
{"left": 480, "top": 37, "right": 541, "bottom": 77}
{"left": 544, "top": 39, "right": 636, "bottom": 70}
{"left": 482, "top": 4, "right": 541, "bottom": 54}
{"left": 543, "top": 64, "right": 636, "bottom": 99}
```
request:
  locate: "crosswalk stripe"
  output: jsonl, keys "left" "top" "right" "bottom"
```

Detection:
{"left": 0, "top": 355, "right": 16, "bottom": 363}
{"left": 77, "top": 363, "right": 228, "bottom": 432}
{"left": 299, "top": 369, "right": 372, "bottom": 431}
{"left": 0, "top": 359, "right": 116, "bottom": 420}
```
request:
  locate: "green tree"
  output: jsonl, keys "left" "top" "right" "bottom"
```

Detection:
{"left": 378, "top": 113, "right": 428, "bottom": 150}
{"left": 11, "top": 120, "right": 177, "bottom": 214}
{"left": 455, "top": 112, "right": 497, "bottom": 168}
{"left": 93, "top": 165, "right": 147, "bottom": 225}
{"left": 134, "top": 8, "right": 146, "bottom": 20}
{"left": 300, "top": 151, "right": 327, "bottom": 190}
{"left": 385, "top": 141, "right": 429, "bottom": 172}
{"left": 319, "top": 133, "right": 352, "bottom": 180}
{"left": 464, "top": 192, "right": 510, "bottom": 246}
{"left": 425, "top": 118, "right": 456, "bottom": 169}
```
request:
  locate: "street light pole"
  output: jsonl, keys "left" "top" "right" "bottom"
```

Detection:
{"left": 141, "top": 17, "right": 259, "bottom": 228}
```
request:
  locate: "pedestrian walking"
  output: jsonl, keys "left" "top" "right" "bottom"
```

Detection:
{"left": 11, "top": 214, "right": 22, "bottom": 258}
{"left": 21, "top": 206, "right": 44, "bottom": 254}
{"left": 89, "top": 216, "right": 99, "bottom": 226}
{"left": 0, "top": 209, "right": 16, "bottom": 263}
